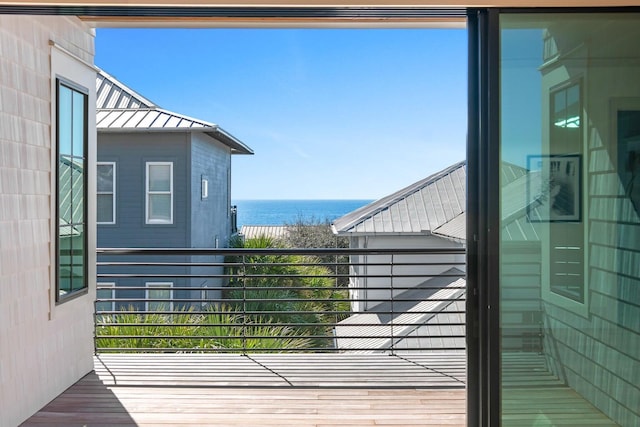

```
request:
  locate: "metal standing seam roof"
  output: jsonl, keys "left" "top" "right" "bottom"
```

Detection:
{"left": 432, "top": 212, "right": 466, "bottom": 243}
{"left": 332, "top": 161, "right": 466, "bottom": 235}
{"left": 96, "top": 69, "right": 157, "bottom": 110}
{"left": 96, "top": 69, "right": 253, "bottom": 155}
{"left": 332, "top": 160, "right": 541, "bottom": 242}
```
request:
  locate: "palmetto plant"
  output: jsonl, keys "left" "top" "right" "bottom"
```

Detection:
{"left": 225, "top": 236, "right": 349, "bottom": 348}
{"left": 96, "top": 305, "right": 312, "bottom": 352}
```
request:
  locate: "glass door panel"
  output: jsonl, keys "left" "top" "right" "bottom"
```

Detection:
{"left": 499, "top": 12, "right": 640, "bottom": 426}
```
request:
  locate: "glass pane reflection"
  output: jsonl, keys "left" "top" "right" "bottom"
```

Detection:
{"left": 500, "top": 12, "right": 640, "bottom": 426}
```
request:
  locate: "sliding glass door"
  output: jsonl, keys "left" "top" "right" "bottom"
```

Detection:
{"left": 498, "top": 12, "right": 640, "bottom": 426}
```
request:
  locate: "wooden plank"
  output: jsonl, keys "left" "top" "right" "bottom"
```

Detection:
{"left": 22, "top": 373, "right": 466, "bottom": 427}
{"left": 21, "top": 353, "right": 618, "bottom": 426}
{"left": 94, "top": 353, "right": 467, "bottom": 388}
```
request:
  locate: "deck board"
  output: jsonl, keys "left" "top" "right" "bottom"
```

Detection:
{"left": 22, "top": 372, "right": 466, "bottom": 426}
{"left": 22, "top": 353, "right": 619, "bottom": 426}
{"left": 94, "top": 353, "right": 467, "bottom": 388}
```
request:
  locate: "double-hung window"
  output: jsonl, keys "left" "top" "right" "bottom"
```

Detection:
{"left": 145, "top": 282, "right": 174, "bottom": 312}
{"left": 56, "top": 78, "right": 88, "bottom": 301}
{"left": 146, "top": 162, "right": 173, "bottom": 224}
{"left": 97, "top": 162, "right": 116, "bottom": 224}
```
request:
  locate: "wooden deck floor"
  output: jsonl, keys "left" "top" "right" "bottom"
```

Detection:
{"left": 22, "top": 374, "right": 466, "bottom": 426}
{"left": 22, "top": 353, "right": 619, "bottom": 426}
{"left": 93, "top": 353, "right": 467, "bottom": 388}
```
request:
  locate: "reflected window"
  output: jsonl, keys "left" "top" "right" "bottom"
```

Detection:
{"left": 549, "top": 81, "right": 584, "bottom": 303}
{"left": 618, "top": 110, "right": 640, "bottom": 218}
{"left": 57, "top": 79, "right": 88, "bottom": 301}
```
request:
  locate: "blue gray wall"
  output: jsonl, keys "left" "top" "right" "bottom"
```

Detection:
{"left": 97, "top": 132, "right": 189, "bottom": 248}
{"left": 189, "top": 132, "right": 233, "bottom": 302}
{"left": 190, "top": 132, "right": 232, "bottom": 248}
{"left": 97, "top": 131, "right": 234, "bottom": 307}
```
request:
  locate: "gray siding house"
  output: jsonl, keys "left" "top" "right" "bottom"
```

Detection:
{"left": 332, "top": 162, "right": 467, "bottom": 352}
{"left": 332, "top": 161, "right": 467, "bottom": 313}
{"left": 96, "top": 69, "right": 253, "bottom": 310}
{"left": 332, "top": 161, "right": 542, "bottom": 353}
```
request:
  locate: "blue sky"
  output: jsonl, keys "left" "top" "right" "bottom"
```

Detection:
{"left": 96, "top": 28, "right": 467, "bottom": 200}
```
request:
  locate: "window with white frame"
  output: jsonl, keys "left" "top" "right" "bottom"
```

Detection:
{"left": 145, "top": 282, "right": 173, "bottom": 312}
{"left": 96, "top": 283, "right": 115, "bottom": 313}
{"left": 146, "top": 162, "right": 173, "bottom": 224}
{"left": 97, "top": 162, "right": 116, "bottom": 224}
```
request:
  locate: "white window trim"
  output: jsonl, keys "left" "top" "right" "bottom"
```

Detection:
{"left": 49, "top": 40, "right": 97, "bottom": 316}
{"left": 145, "top": 161, "right": 173, "bottom": 225}
{"left": 96, "top": 282, "right": 115, "bottom": 313}
{"left": 145, "top": 282, "right": 174, "bottom": 312}
{"left": 97, "top": 161, "right": 116, "bottom": 225}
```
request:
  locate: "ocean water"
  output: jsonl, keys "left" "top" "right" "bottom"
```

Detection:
{"left": 233, "top": 199, "right": 374, "bottom": 227}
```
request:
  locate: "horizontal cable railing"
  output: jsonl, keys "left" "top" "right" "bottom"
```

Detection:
{"left": 95, "top": 247, "right": 466, "bottom": 354}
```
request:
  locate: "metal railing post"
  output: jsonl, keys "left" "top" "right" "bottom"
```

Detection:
{"left": 390, "top": 253, "right": 395, "bottom": 355}
{"left": 335, "top": 247, "right": 339, "bottom": 325}
{"left": 242, "top": 254, "right": 247, "bottom": 354}
{"left": 93, "top": 301, "right": 98, "bottom": 355}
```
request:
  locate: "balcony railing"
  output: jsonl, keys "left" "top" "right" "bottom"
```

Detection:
{"left": 95, "top": 247, "right": 466, "bottom": 354}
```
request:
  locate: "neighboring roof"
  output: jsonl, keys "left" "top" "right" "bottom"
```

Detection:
{"left": 501, "top": 161, "right": 528, "bottom": 185}
{"left": 333, "top": 160, "right": 540, "bottom": 242}
{"left": 96, "top": 69, "right": 253, "bottom": 155}
{"left": 96, "top": 69, "right": 157, "bottom": 110}
{"left": 239, "top": 225, "right": 290, "bottom": 241}
{"left": 58, "top": 156, "right": 83, "bottom": 238}
{"left": 432, "top": 212, "right": 466, "bottom": 243}
{"left": 334, "top": 268, "right": 466, "bottom": 353}
{"left": 332, "top": 161, "right": 466, "bottom": 236}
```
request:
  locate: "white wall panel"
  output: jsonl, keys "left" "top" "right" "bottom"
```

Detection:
{"left": 0, "top": 15, "right": 95, "bottom": 427}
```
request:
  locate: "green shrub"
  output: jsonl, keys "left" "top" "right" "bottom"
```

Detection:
{"left": 96, "top": 305, "right": 312, "bottom": 352}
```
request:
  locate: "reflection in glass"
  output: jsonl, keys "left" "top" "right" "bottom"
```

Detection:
{"left": 72, "top": 226, "right": 84, "bottom": 292}
{"left": 57, "top": 80, "right": 87, "bottom": 300}
{"left": 618, "top": 110, "right": 640, "bottom": 219}
{"left": 72, "top": 166, "right": 84, "bottom": 224}
{"left": 58, "top": 85, "right": 72, "bottom": 156}
{"left": 500, "top": 13, "right": 640, "bottom": 426}
{"left": 72, "top": 91, "right": 85, "bottom": 157}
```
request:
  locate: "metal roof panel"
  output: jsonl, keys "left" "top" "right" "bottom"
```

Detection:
{"left": 333, "top": 161, "right": 467, "bottom": 235}
{"left": 96, "top": 69, "right": 253, "bottom": 155}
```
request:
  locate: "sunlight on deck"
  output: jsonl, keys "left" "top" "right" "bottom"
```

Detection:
{"left": 22, "top": 353, "right": 619, "bottom": 426}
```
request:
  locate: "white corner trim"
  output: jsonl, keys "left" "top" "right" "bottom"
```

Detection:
{"left": 49, "top": 40, "right": 99, "bottom": 72}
